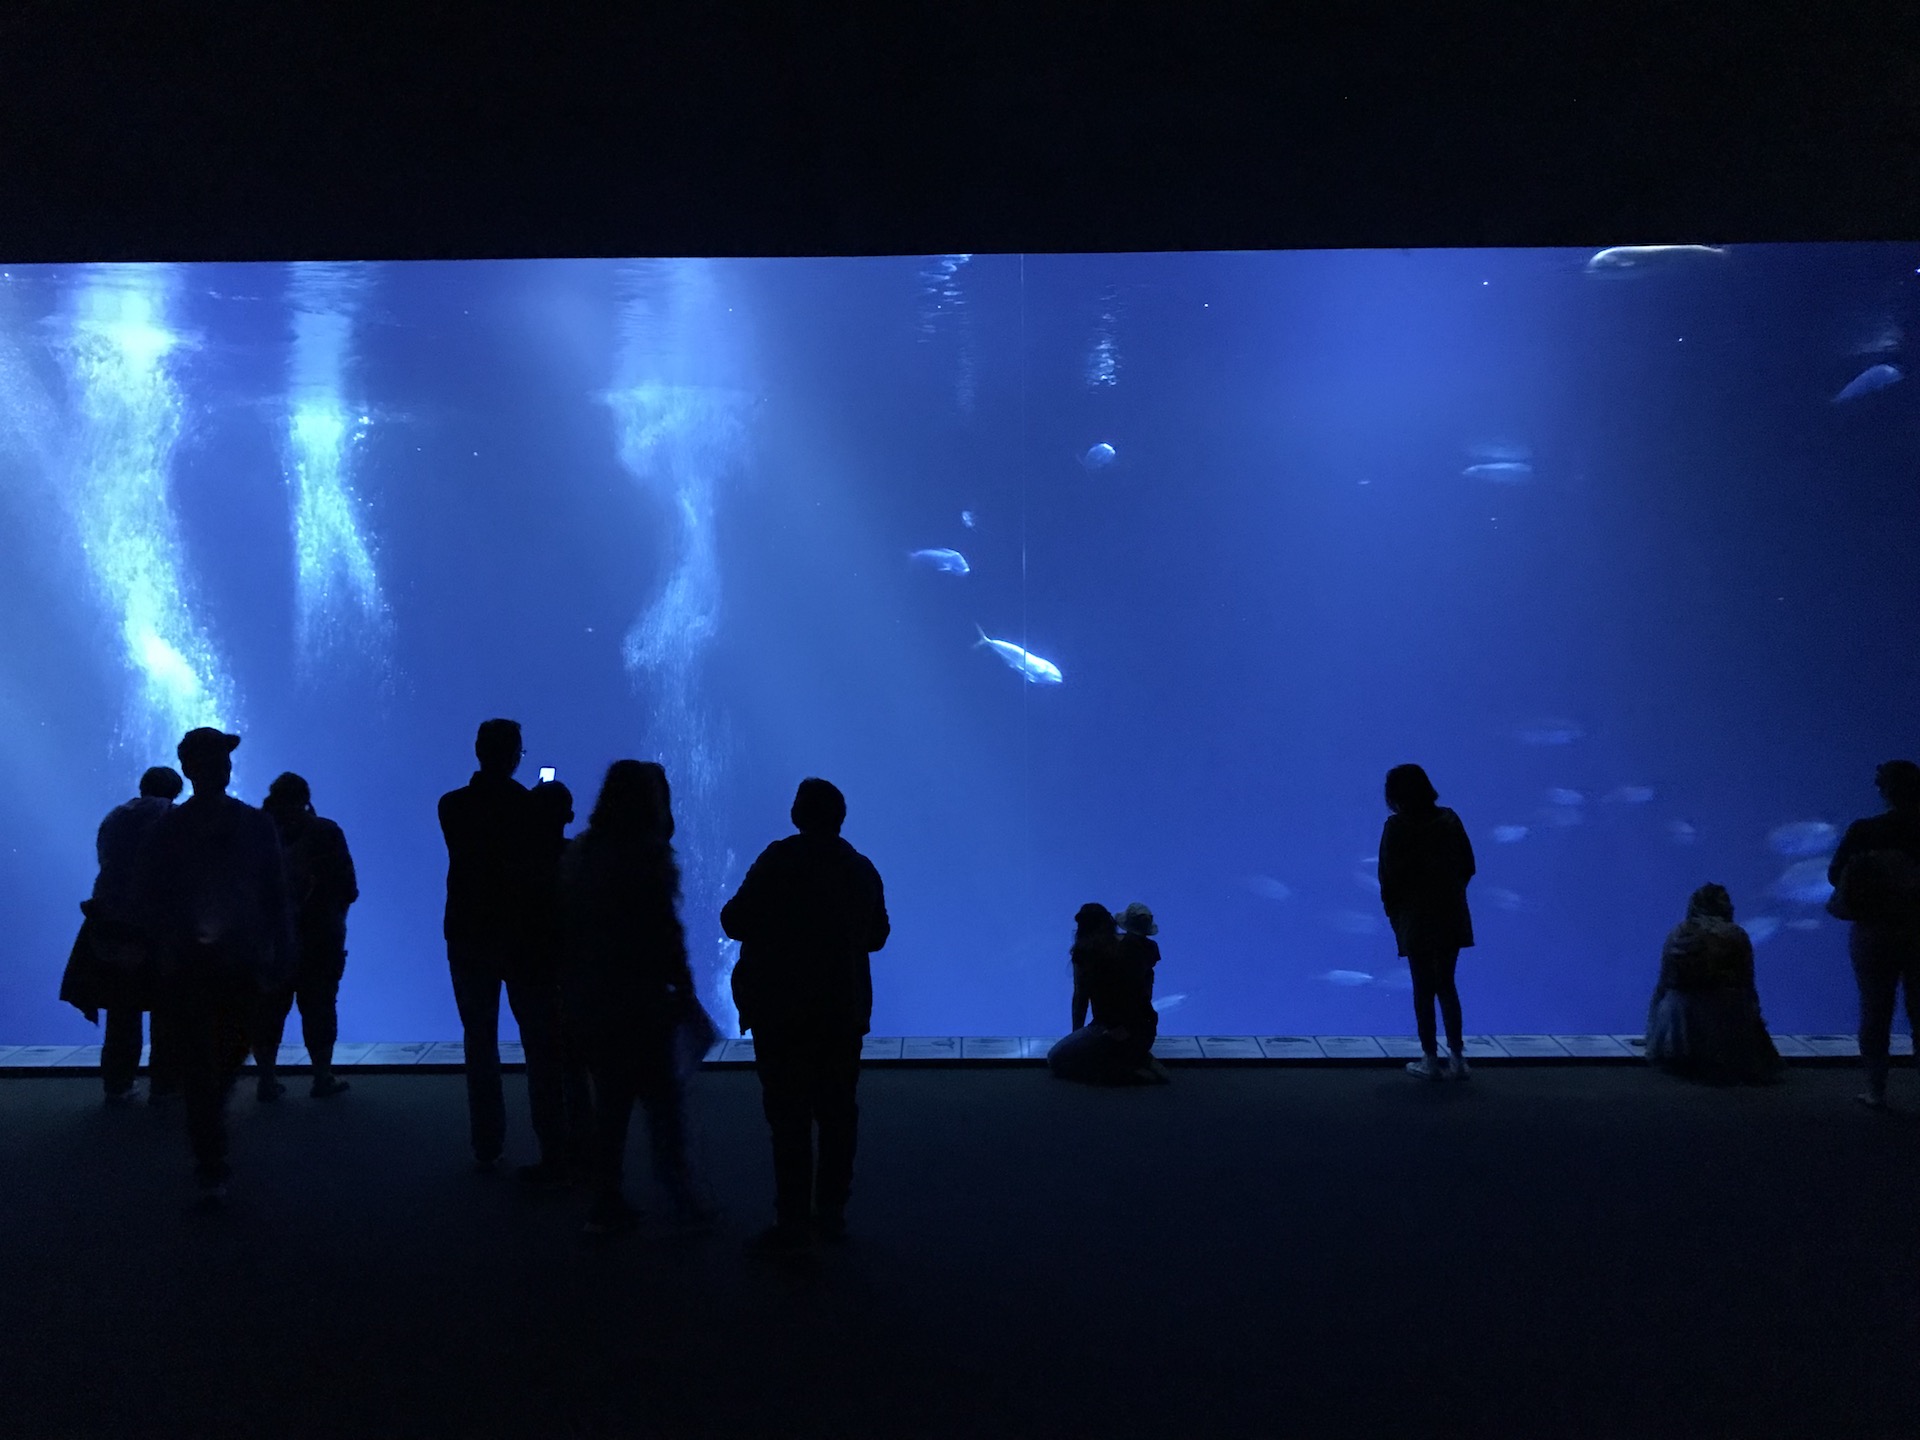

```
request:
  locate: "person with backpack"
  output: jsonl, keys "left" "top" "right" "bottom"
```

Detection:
{"left": 722, "top": 778, "right": 889, "bottom": 1251}
{"left": 250, "top": 773, "right": 358, "bottom": 1102}
{"left": 136, "top": 729, "right": 295, "bottom": 1204}
{"left": 59, "top": 765, "right": 185, "bottom": 1103}
{"left": 1828, "top": 760, "right": 1920, "bottom": 1109}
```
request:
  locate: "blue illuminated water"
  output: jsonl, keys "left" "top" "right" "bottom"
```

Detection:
{"left": 2, "top": 246, "right": 1917, "bottom": 1044}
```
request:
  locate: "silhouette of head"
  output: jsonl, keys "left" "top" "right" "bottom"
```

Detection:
{"left": 1384, "top": 763, "right": 1439, "bottom": 814}
{"left": 263, "top": 772, "right": 314, "bottom": 830}
{"left": 139, "top": 766, "right": 183, "bottom": 801}
{"left": 474, "top": 718, "right": 523, "bottom": 776}
{"left": 1876, "top": 760, "right": 1920, "bottom": 811}
{"left": 1686, "top": 882, "right": 1734, "bottom": 923}
{"left": 792, "top": 777, "right": 846, "bottom": 836}
{"left": 1074, "top": 902, "right": 1116, "bottom": 939}
{"left": 1119, "top": 902, "right": 1158, "bottom": 936}
{"left": 176, "top": 727, "right": 239, "bottom": 795}
{"left": 590, "top": 759, "right": 674, "bottom": 841}
{"left": 532, "top": 778, "right": 576, "bottom": 830}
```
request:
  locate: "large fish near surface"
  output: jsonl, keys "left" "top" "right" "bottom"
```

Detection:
{"left": 1833, "top": 363, "right": 1904, "bottom": 403}
{"left": 1584, "top": 244, "right": 1728, "bottom": 274}
{"left": 974, "top": 625, "right": 1063, "bottom": 684}
{"left": 910, "top": 547, "right": 971, "bottom": 575}
{"left": 1462, "top": 460, "right": 1534, "bottom": 483}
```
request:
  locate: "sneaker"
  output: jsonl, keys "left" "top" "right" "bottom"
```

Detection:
{"left": 1858, "top": 1090, "right": 1889, "bottom": 1110}
{"left": 1406, "top": 1056, "right": 1444, "bottom": 1080}
{"left": 583, "top": 1197, "right": 641, "bottom": 1236}
{"left": 310, "top": 1075, "right": 351, "bottom": 1099}
{"left": 1447, "top": 1053, "right": 1472, "bottom": 1080}
{"left": 256, "top": 1076, "right": 286, "bottom": 1104}
{"left": 746, "top": 1222, "right": 813, "bottom": 1254}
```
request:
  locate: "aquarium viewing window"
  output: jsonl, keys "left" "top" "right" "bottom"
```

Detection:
{"left": 1, "top": 247, "right": 1914, "bottom": 1046}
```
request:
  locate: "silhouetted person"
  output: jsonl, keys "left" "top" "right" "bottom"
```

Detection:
{"left": 1048, "top": 903, "right": 1165, "bottom": 1084}
{"left": 561, "top": 761, "right": 714, "bottom": 1236}
{"left": 59, "top": 765, "right": 183, "bottom": 1102}
{"left": 722, "top": 778, "right": 889, "bottom": 1250}
{"left": 1645, "top": 883, "right": 1782, "bottom": 1084}
{"left": 532, "top": 776, "right": 595, "bottom": 1169}
{"left": 1068, "top": 902, "right": 1116, "bottom": 1033}
{"left": 251, "top": 773, "right": 358, "bottom": 1101}
{"left": 137, "top": 729, "right": 294, "bottom": 1203}
{"left": 1116, "top": 902, "right": 1165, "bottom": 1057}
{"left": 439, "top": 719, "right": 571, "bottom": 1180}
{"left": 1378, "top": 763, "right": 1476, "bottom": 1081}
{"left": 1828, "top": 760, "right": 1920, "bottom": 1109}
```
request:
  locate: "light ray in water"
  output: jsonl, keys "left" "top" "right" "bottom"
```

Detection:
{"left": 286, "top": 262, "right": 388, "bottom": 675}
{"left": 61, "top": 264, "right": 236, "bottom": 759}
{"left": 1085, "top": 286, "right": 1121, "bottom": 389}
{"left": 605, "top": 259, "right": 753, "bottom": 1033}
{"left": 918, "top": 254, "right": 974, "bottom": 414}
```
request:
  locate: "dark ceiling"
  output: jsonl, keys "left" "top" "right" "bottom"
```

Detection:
{"left": 2, "top": 1, "right": 1916, "bottom": 260}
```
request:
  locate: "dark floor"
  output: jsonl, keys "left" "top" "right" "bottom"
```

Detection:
{"left": 3, "top": 1064, "right": 1917, "bottom": 1440}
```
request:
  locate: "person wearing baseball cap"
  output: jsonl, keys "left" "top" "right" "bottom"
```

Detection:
{"left": 136, "top": 726, "right": 295, "bottom": 1205}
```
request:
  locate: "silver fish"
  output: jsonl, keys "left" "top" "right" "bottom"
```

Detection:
{"left": 1584, "top": 244, "right": 1728, "bottom": 274}
{"left": 910, "top": 547, "right": 970, "bottom": 575}
{"left": 974, "top": 625, "right": 1063, "bottom": 684}
{"left": 1834, "top": 363, "right": 1903, "bottom": 403}
{"left": 1768, "top": 820, "right": 1836, "bottom": 858}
